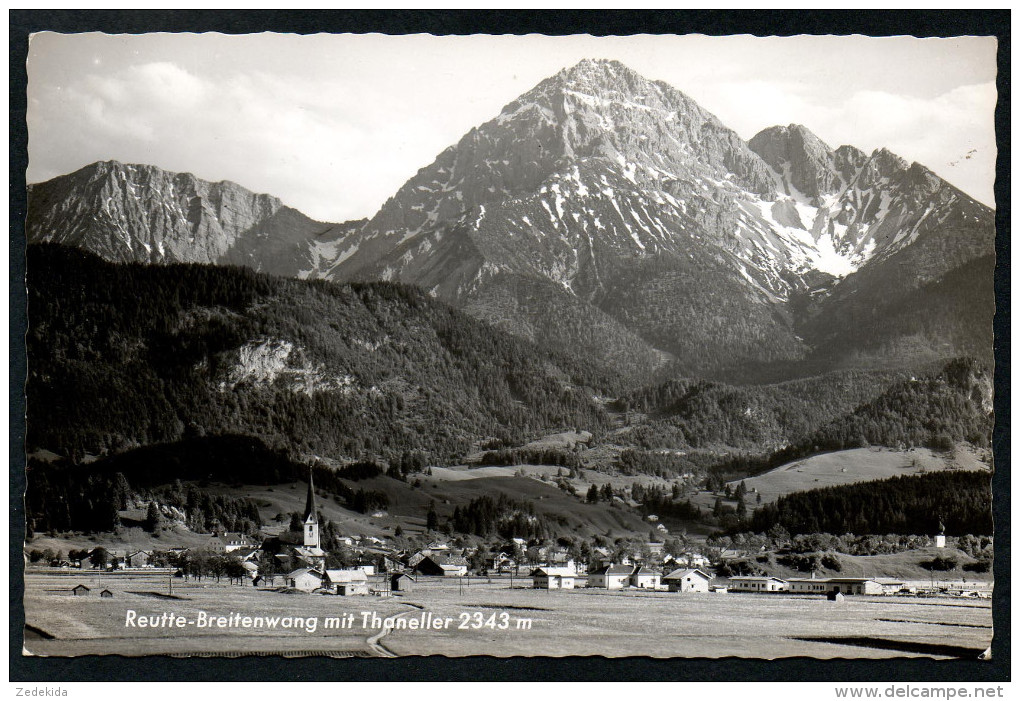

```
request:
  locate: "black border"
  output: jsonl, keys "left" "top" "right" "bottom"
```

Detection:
{"left": 9, "top": 9, "right": 1010, "bottom": 683}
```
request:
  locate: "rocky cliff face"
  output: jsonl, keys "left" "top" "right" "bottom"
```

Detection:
{"left": 26, "top": 161, "right": 360, "bottom": 279}
{"left": 749, "top": 124, "right": 843, "bottom": 204}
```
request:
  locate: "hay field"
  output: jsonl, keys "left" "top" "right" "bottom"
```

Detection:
{"left": 23, "top": 572, "right": 991, "bottom": 659}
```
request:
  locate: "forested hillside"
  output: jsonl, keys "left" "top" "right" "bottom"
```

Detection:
{"left": 698, "top": 358, "right": 993, "bottom": 482}
{"left": 24, "top": 434, "right": 393, "bottom": 536}
{"left": 27, "top": 245, "right": 620, "bottom": 465}
{"left": 749, "top": 471, "right": 992, "bottom": 536}
{"left": 617, "top": 368, "right": 910, "bottom": 451}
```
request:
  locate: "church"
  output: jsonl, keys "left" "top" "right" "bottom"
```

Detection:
{"left": 259, "top": 470, "right": 328, "bottom": 576}
{"left": 291, "top": 471, "right": 327, "bottom": 569}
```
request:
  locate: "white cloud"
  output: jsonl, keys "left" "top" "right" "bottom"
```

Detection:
{"left": 820, "top": 82, "right": 997, "bottom": 205}
{"left": 689, "top": 78, "right": 997, "bottom": 206}
{"left": 26, "top": 35, "right": 998, "bottom": 220}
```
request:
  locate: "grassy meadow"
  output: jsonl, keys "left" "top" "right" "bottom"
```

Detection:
{"left": 24, "top": 570, "right": 991, "bottom": 659}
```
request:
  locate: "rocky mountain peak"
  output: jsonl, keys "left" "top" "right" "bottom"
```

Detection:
{"left": 834, "top": 144, "right": 868, "bottom": 184}
{"left": 846, "top": 147, "right": 911, "bottom": 193}
{"left": 27, "top": 160, "right": 357, "bottom": 278}
{"left": 555, "top": 58, "right": 639, "bottom": 86}
{"left": 748, "top": 124, "right": 841, "bottom": 204}
{"left": 346, "top": 59, "right": 780, "bottom": 271}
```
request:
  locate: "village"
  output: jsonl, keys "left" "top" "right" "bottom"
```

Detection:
{"left": 33, "top": 474, "right": 991, "bottom": 603}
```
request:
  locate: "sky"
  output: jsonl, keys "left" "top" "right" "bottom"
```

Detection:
{"left": 27, "top": 33, "right": 998, "bottom": 222}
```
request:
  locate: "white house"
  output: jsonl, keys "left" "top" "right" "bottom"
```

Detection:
{"left": 662, "top": 568, "right": 712, "bottom": 593}
{"left": 587, "top": 564, "right": 633, "bottom": 590}
{"left": 438, "top": 563, "right": 468, "bottom": 577}
{"left": 630, "top": 566, "right": 661, "bottom": 589}
{"left": 222, "top": 533, "right": 256, "bottom": 553}
{"left": 324, "top": 569, "right": 369, "bottom": 596}
{"left": 531, "top": 567, "right": 577, "bottom": 590}
{"left": 286, "top": 568, "right": 324, "bottom": 592}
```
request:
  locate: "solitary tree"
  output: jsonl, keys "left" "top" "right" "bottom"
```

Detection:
{"left": 712, "top": 497, "right": 724, "bottom": 518}
{"left": 89, "top": 548, "right": 109, "bottom": 570}
{"left": 144, "top": 502, "right": 162, "bottom": 533}
{"left": 426, "top": 502, "right": 439, "bottom": 532}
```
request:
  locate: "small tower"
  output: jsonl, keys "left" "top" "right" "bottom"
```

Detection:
{"left": 935, "top": 515, "right": 946, "bottom": 549}
{"left": 303, "top": 468, "right": 320, "bottom": 549}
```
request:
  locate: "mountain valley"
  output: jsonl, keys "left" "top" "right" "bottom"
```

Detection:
{"left": 22, "top": 59, "right": 997, "bottom": 547}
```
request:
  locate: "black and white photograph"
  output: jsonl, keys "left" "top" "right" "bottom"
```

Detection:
{"left": 14, "top": 25, "right": 1003, "bottom": 667}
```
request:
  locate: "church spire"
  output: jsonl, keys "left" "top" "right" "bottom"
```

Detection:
{"left": 302, "top": 467, "right": 320, "bottom": 549}
{"left": 303, "top": 467, "right": 316, "bottom": 522}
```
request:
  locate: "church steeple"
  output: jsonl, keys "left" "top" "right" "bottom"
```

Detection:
{"left": 303, "top": 467, "right": 319, "bottom": 548}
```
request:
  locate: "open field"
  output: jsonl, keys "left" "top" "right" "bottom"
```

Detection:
{"left": 718, "top": 446, "right": 990, "bottom": 507}
{"left": 24, "top": 571, "right": 991, "bottom": 659}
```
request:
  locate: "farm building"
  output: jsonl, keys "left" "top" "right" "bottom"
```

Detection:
{"left": 286, "top": 568, "right": 324, "bottom": 592}
{"left": 100, "top": 589, "right": 114, "bottom": 598}
{"left": 587, "top": 564, "right": 633, "bottom": 590}
{"left": 531, "top": 567, "right": 577, "bottom": 590}
{"left": 786, "top": 578, "right": 884, "bottom": 595}
{"left": 630, "top": 566, "right": 661, "bottom": 589}
{"left": 71, "top": 584, "right": 90, "bottom": 596}
{"left": 728, "top": 576, "right": 788, "bottom": 592}
{"left": 407, "top": 551, "right": 429, "bottom": 568}
{"left": 390, "top": 572, "right": 416, "bottom": 592}
{"left": 663, "top": 568, "right": 712, "bottom": 593}
{"left": 125, "top": 550, "right": 152, "bottom": 568}
{"left": 324, "top": 569, "right": 369, "bottom": 596}
{"left": 381, "top": 555, "right": 407, "bottom": 573}
{"left": 415, "top": 555, "right": 468, "bottom": 577}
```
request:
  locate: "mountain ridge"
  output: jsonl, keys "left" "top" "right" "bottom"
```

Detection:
{"left": 27, "top": 160, "right": 363, "bottom": 279}
{"left": 25, "top": 59, "right": 995, "bottom": 383}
